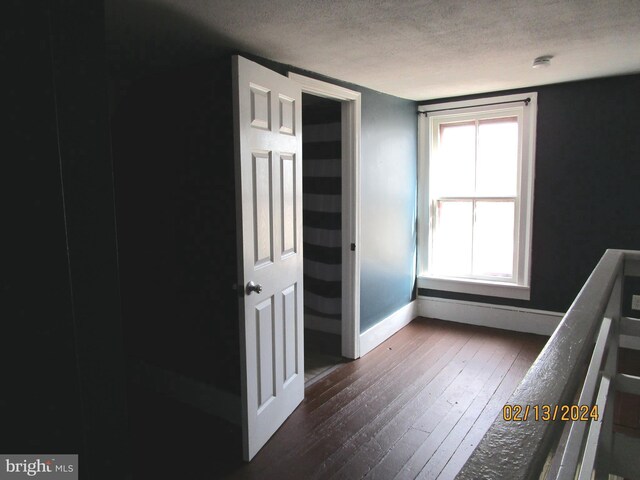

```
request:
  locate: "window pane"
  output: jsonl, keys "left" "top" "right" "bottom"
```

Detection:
{"left": 435, "top": 122, "right": 475, "bottom": 196}
{"left": 476, "top": 117, "right": 518, "bottom": 196}
{"left": 472, "top": 201, "right": 515, "bottom": 278}
{"left": 432, "top": 200, "right": 472, "bottom": 276}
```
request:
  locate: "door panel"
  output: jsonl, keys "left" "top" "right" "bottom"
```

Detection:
{"left": 252, "top": 151, "right": 274, "bottom": 267}
{"left": 280, "top": 153, "right": 297, "bottom": 257}
{"left": 278, "top": 94, "right": 296, "bottom": 135}
{"left": 282, "top": 284, "right": 298, "bottom": 384}
{"left": 233, "top": 55, "right": 304, "bottom": 461}
{"left": 255, "top": 297, "right": 275, "bottom": 410}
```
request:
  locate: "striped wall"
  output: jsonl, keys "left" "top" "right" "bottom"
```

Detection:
{"left": 302, "top": 94, "right": 342, "bottom": 333}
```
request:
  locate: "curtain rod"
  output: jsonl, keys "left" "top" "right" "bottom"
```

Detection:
{"left": 418, "top": 97, "right": 531, "bottom": 116}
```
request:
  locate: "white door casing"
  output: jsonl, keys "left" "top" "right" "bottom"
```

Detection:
{"left": 287, "top": 72, "right": 361, "bottom": 360}
{"left": 233, "top": 56, "right": 304, "bottom": 461}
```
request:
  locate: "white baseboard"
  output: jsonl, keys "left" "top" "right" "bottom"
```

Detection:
{"left": 360, "top": 301, "right": 418, "bottom": 357}
{"left": 130, "top": 359, "right": 241, "bottom": 425}
{"left": 418, "top": 296, "right": 563, "bottom": 336}
{"left": 304, "top": 314, "right": 342, "bottom": 334}
{"left": 419, "top": 296, "right": 640, "bottom": 351}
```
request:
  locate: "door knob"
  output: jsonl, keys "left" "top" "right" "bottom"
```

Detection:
{"left": 246, "top": 281, "right": 263, "bottom": 295}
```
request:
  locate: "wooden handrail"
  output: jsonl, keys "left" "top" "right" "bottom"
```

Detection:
{"left": 456, "top": 249, "right": 636, "bottom": 480}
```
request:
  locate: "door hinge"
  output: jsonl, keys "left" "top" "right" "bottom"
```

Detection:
{"left": 350, "top": 243, "right": 356, "bottom": 251}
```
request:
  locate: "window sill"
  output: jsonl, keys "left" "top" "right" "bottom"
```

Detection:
{"left": 417, "top": 275, "right": 531, "bottom": 300}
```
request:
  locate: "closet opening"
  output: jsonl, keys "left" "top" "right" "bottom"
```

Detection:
{"left": 302, "top": 93, "right": 345, "bottom": 385}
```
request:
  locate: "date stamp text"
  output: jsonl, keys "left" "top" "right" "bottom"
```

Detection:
{"left": 502, "top": 404, "right": 599, "bottom": 422}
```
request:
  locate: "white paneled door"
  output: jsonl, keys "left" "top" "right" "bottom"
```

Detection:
{"left": 233, "top": 55, "right": 304, "bottom": 461}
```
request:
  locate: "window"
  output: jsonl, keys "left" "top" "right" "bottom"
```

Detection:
{"left": 417, "top": 93, "right": 537, "bottom": 300}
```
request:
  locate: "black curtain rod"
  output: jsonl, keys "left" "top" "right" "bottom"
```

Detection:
{"left": 418, "top": 97, "right": 531, "bottom": 116}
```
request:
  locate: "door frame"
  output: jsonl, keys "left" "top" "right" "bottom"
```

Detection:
{"left": 287, "top": 72, "right": 361, "bottom": 359}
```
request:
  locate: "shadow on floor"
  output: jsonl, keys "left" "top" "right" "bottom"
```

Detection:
{"left": 304, "top": 328, "right": 345, "bottom": 385}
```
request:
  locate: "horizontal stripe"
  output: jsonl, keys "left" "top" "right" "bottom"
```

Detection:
{"left": 303, "top": 226, "right": 342, "bottom": 247}
{"left": 303, "top": 140, "right": 342, "bottom": 160}
{"left": 304, "top": 292, "right": 341, "bottom": 315}
{"left": 303, "top": 193, "right": 341, "bottom": 213}
{"left": 303, "top": 158, "right": 342, "bottom": 177}
{"left": 303, "top": 122, "right": 341, "bottom": 142}
{"left": 303, "top": 176, "right": 341, "bottom": 195}
{"left": 304, "top": 314, "right": 341, "bottom": 334}
{"left": 304, "top": 305, "right": 342, "bottom": 321}
{"left": 304, "top": 259, "right": 342, "bottom": 281}
{"left": 303, "top": 242, "right": 341, "bottom": 264}
{"left": 303, "top": 211, "right": 341, "bottom": 230}
{"left": 302, "top": 103, "right": 341, "bottom": 124}
{"left": 304, "top": 275, "right": 342, "bottom": 298}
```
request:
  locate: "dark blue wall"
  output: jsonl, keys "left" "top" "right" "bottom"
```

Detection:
{"left": 418, "top": 74, "right": 640, "bottom": 312}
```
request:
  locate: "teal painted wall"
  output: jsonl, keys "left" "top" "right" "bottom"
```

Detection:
{"left": 358, "top": 89, "right": 417, "bottom": 331}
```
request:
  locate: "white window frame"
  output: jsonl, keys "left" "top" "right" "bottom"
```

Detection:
{"left": 417, "top": 93, "right": 537, "bottom": 300}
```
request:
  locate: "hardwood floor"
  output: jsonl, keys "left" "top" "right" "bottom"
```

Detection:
{"left": 224, "top": 317, "right": 547, "bottom": 480}
{"left": 128, "top": 317, "right": 547, "bottom": 478}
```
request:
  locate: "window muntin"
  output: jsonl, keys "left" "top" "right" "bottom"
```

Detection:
{"left": 418, "top": 93, "right": 537, "bottom": 299}
{"left": 430, "top": 113, "right": 519, "bottom": 281}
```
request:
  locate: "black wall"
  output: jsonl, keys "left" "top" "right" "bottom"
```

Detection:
{"left": 111, "top": 58, "right": 240, "bottom": 394}
{"left": 3, "top": 2, "right": 129, "bottom": 478}
{"left": 419, "top": 74, "right": 640, "bottom": 312}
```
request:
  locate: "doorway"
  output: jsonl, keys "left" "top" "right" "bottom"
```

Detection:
{"left": 301, "top": 93, "right": 345, "bottom": 385}
{"left": 289, "top": 72, "right": 362, "bottom": 365}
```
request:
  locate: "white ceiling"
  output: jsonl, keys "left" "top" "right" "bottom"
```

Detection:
{"left": 108, "top": 0, "right": 640, "bottom": 100}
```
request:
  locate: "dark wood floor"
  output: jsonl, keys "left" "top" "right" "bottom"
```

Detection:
{"left": 128, "top": 318, "right": 548, "bottom": 479}
{"left": 126, "top": 317, "right": 640, "bottom": 479}
{"left": 222, "top": 317, "right": 546, "bottom": 480}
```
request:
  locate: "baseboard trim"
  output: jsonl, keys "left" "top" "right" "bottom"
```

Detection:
{"left": 360, "top": 301, "right": 418, "bottom": 357}
{"left": 418, "top": 296, "right": 563, "bottom": 336}
{"left": 304, "top": 314, "right": 342, "bottom": 335}
{"left": 129, "top": 359, "right": 241, "bottom": 426}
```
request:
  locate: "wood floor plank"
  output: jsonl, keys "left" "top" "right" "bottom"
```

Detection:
{"left": 435, "top": 336, "right": 545, "bottom": 480}
{"left": 315, "top": 329, "right": 477, "bottom": 479}
{"left": 241, "top": 321, "right": 450, "bottom": 477}
{"left": 379, "top": 334, "right": 517, "bottom": 479}
{"left": 414, "top": 339, "right": 525, "bottom": 479}
{"left": 224, "top": 318, "right": 547, "bottom": 480}
{"left": 240, "top": 320, "right": 445, "bottom": 474}
{"left": 328, "top": 328, "right": 494, "bottom": 479}
{"left": 305, "top": 321, "right": 446, "bottom": 413}
{"left": 277, "top": 328, "right": 465, "bottom": 479}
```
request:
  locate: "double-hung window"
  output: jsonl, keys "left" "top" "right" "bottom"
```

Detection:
{"left": 417, "top": 93, "right": 537, "bottom": 300}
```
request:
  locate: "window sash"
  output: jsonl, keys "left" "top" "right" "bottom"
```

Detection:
{"left": 429, "top": 111, "right": 522, "bottom": 283}
{"left": 431, "top": 197, "right": 516, "bottom": 282}
{"left": 434, "top": 117, "right": 519, "bottom": 199}
{"left": 417, "top": 92, "right": 537, "bottom": 300}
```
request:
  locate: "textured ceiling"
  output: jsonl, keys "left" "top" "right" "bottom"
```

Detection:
{"left": 107, "top": 0, "right": 640, "bottom": 100}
